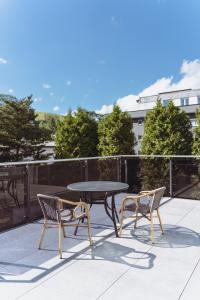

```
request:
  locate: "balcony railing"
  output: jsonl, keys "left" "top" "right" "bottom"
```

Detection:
{"left": 0, "top": 155, "right": 200, "bottom": 232}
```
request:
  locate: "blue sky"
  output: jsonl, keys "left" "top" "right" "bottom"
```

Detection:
{"left": 0, "top": 0, "right": 200, "bottom": 114}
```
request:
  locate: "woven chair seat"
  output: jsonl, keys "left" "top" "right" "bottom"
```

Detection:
{"left": 60, "top": 209, "right": 86, "bottom": 223}
{"left": 124, "top": 197, "right": 151, "bottom": 214}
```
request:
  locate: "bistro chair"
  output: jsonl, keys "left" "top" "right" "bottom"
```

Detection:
{"left": 37, "top": 194, "right": 92, "bottom": 258}
{"left": 119, "top": 186, "right": 166, "bottom": 243}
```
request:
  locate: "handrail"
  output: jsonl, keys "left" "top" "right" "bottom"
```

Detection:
{"left": 0, "top": 154, "right": 200, "bottom": 167}
{"left": 0, "top": 155, "right": 122, "bottom": 166}
{"left": 121, "top": 155, "right": 200, "bottom": 158}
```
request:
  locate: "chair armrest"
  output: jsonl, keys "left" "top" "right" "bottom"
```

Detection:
{"left": 58, "top": 198, "right": 85, "bottom": 207}
{"left": 73, "top": 202, "right": 90, "bottom": 219}
{"left": 138, "top": 190, "right": 155, "bottom": 196}
{"left": 58, "top": 198, "right": 89, "bottom": 219}
{"left": 120, "top": 195, "right": 140, "bottom": 212}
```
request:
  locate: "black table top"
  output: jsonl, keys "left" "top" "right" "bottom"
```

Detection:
{"left": 67, "top": 181, "right": 129, "bottom": 193}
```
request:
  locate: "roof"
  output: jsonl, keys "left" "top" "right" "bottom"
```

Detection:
{"left": 128, "top": 104, "right": 200, "bottom": 119}
{"left": 138, "top": 88, "right": 200, "bottom": 103}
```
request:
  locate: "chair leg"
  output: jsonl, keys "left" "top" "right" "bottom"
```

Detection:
{"left": 74, "top": 219, "right": 81, "bottom": 236}
{"left": 119, "top": 210, "right": 124, "bottom": 237}
{"left": 86, "top": 214, "right": 93, "bottom": 246}
{"left": 38, "top": 222, "right": 46, "bottom": 249}
{"left": 84, "top": 207, "right": 92, "bottom": 245}
{"left": 134, "top": 211, "right": 138, "bottom": 229}
{"left": 58, "top": 223, "right": 63, "bottom": 259}
{"left": 157, "top": 209, "right": 164, "bottom": 234}
{"left": 62, "top": 224, "right": 66, "bottom": 238}
{"left": 150, "top": 213, "right": 154, "bottom": 244}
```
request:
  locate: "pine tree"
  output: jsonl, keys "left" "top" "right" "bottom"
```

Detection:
{"left": 192, "top": 108, "right": 200, "bottom": 155}
{"left": 0, "top": 95, "right": 48, "bottom": 162}
{"left": 55, "top": 108, "right": 98, "bottom": 158}
{"left": 141, "top": 100, "right": 192, "bottom": 155}
{"left": 98, "top": 105, "right": 135, "bottom": 156}
{"left": 140, "top": 99, "right": 193, "bottom": 190}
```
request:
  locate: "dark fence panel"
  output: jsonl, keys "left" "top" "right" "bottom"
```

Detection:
{"left": 172, "top": 158, "right": 200, "bottom": 199}
{"left": 28, "top": 160, "right": 85, "bottom": 220}
{"left": 0, "top": 165, "right": 27, "bottom": 231}
{"left": 87, "top": 158, "right": 119, "bottom": 181}
{"left": 125, "top": 157, "right": 170, "bottom": 196}
{"left": 0, "top": 155, "right": 200, "bottom": 233}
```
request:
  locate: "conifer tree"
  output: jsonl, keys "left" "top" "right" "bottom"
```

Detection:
{"left": 98, "top": 105, "right": 135, "bottom": 156}
{"left": 55, "top": 108, "right": 98, "bottom": 158}
{"left": 140, "top": 99, "right": 193, "bottom": 190}
{"left": 0, "top": 95, "right": 48, "bottom": 162}
{"left": 141, "top": 100, "right": 192, "bottom": 155}
{"left": 192, "top": 108, "right": 200, "bottom": 155}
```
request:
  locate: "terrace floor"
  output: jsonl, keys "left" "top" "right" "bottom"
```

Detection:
{"left": 0, "top": 194, "right": 200, "bottom": 300}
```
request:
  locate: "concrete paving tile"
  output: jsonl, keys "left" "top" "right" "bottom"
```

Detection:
{"left": 0, "top": 196, "right": 199, "bottom": 300}
{"left": 180, "top": 258, "right": 200, "bottom": 300}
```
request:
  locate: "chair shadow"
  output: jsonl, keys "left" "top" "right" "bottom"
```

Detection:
{"left": 0, "top": 231, "right": 156, "bottom": 283}
{"left": 130, "top": 224, "right": 200, "bottom": 248}
{"left": 0, "top": 220, "right": 133, "bottom": 283}
{"left": 81, "top": 241, "right": 156, "bottom": 270}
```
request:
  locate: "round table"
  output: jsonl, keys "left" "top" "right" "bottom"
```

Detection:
{"left": 67, "top": 181, "right": 129, "bottom": 237}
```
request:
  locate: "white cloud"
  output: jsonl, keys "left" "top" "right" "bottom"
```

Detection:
{"left": 71, "top": 110, "right": 77, "bottom": 116}
{"left": 49, "top": 92, "right": 54, "bottom": 96}
{"left": 96, "top": 104, "right": 114, "bottom": 114}
{"left": 98, "top": 59, "right": 106, "bottom": 65}
{"left": 97, "top": 59, "right": 200, "bottom": 114}
{"left": 110, "top": 16, "right": 118, "bottom": 25}
{"left": 66, "top": 80, "right": 72, "bottom": 86}
{"left": 0, "top": 58, "right": 7, "bottom": 64}
{"left": 8, "top": 89, "right": 13, "bottom": 93}
{"left": 34, "top": 97, "right": 43, "bottom": 103}
{"left": 53, "top": 106, "right": 60, "bottom": 112}
{"left": 42, "top": 83, "right": 51, "bottom": 89}
{"left": 157, "top": 0, "right": 167, "bottom": 3}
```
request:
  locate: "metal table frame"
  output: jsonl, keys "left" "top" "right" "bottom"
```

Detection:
{"left": 67, "top": 181, "right": 129, "bottom": 237}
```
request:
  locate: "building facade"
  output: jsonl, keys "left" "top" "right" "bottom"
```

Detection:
{"left": 128, "top": 88, "right": 200, "bottom": 154}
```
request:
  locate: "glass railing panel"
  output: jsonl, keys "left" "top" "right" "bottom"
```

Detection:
{"left": 126, "top": 157, "right": 170, "bottom": 196}
{"left": 172, "top": 157, "right": 200, "bottom": 200}
{"left": 0, "top": 165, "right": 27, "bottom": 231}
{"left": 1, "top": 155, "right": 200, "bottom": 233}
{"left": 87, "top": 158, "right": 120, "bottom": 181}
{"left": 124, "top": 157, "right": 140, "bottom": 193}
{"left": 28, "top": 160, "right": 84, "bottom": 220}
{"left": 86, "top": 157, "right": 120, "bottom": 201}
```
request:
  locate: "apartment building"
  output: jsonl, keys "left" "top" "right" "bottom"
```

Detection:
{"left": 129, "top": 88, "right": 200, "bottom": 154}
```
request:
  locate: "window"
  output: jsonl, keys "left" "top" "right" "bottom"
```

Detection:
{"left": 181, "top": 97, "right": 189, "bottom": 106}
{"left": 138, "top": 135, "right": 143, "bottom": 141}
{"left": 191, "top": 119, "right": 197, "bottom": 127}
{"left": 138, "top": 119, "right": 142, "bottom": 125}
{"left": 163, "top": 100, "right": 169, "bottom": 107}
{"left": 197, "top": 96, "right": 200, "bottom": 104}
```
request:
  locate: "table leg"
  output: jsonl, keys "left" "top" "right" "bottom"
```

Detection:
{"left": 114, "top": 203, "right": 119, "bottom": 223}
{"left": 111, "top": 194, "right": 119, "bottom": 237}
{"left": 74, "top": 192, "right": 86, "bottom": 236}
{"left": 104, "top": 193, "right": 113, "bottom": 220}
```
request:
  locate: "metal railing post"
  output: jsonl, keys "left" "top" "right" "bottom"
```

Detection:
{"left": 24, "top": 164, "right": 31, "bottom": 222}
{"left": 117, "top": 157, "right": 121, "bottom": 181}
{"left": 84, "top": 159, "right": 88, "bottom": 181}
{"left": 169, "top": 159, "right": 173, "bottom": 198}
{"left": 125, "top": 157, "right": 128, "bottom": 183}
